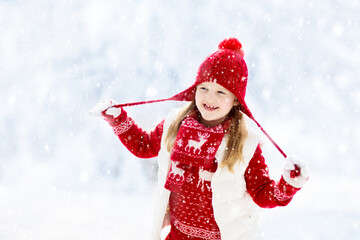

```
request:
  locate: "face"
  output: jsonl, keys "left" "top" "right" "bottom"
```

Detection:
{"left": 195, "top": 82, "right": 238, "bottom": 127}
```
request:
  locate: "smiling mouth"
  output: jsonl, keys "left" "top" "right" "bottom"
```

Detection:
{"left": 203, "top": 104, "right": 218, "bottom": 111}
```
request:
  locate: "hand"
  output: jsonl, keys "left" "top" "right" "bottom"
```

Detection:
{"left": 283, "top": 155, "right": 309, "bottom": 188}
{"left": 89, "top": 99, "right": 124, "bottom": 126}
{"left": 88, "top": 99, "right": 121, "bottom": 117}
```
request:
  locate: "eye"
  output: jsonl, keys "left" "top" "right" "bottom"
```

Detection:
{"left": 198, "top": 86, "right": 208, "bottom": 91}
{"left": 217, "top": 91, "right": 226, "bottom": 95}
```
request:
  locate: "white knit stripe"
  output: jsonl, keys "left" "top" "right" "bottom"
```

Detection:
{"left": 171, "top": 215, "right": 221, "bottom": 240}
{"left": 112, "top": 118, "right": 134, "bottom": 135}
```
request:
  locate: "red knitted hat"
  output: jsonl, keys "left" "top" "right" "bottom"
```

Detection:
{"left": 169, "top": 38, "right": 251, "bottom": 118}
{"left": 113, "top": 38, "right": 287, "bottom": 158}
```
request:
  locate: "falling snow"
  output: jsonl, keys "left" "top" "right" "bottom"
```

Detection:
{"left": 0, "top": 0, "right": 359, "bottom": 240}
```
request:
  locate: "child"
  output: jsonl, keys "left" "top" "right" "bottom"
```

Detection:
{"left": 91, "top": 38, "right": 309, "bottom": 240}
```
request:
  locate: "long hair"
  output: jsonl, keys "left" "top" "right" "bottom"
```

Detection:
{"left": 165, "top": 101, "right": 248, "bottom": 172}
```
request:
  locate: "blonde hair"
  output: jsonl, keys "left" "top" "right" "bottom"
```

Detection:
{"left": 165, "top": 101, "right": 248, "bottom": 172}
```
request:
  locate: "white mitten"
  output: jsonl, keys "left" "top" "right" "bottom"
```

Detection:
{"left": 88, "top": 99, "right": 120, "bottom": 117}
{"left": 283, "top": 155, "right": 309, "bottom": 188}
{"left": 104, "top": 107, "right": 122, "bottom": 118}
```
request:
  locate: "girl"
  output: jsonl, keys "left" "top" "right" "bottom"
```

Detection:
{"left": 91, "top": 38, "right": 309, "bottom": 240}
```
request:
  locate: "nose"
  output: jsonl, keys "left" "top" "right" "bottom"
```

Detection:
{"left": 203, "top": 90, "right": 217, "bottom": 104}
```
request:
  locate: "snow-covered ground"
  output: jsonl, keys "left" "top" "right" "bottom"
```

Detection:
{"left": 1, "top": 0, "right": 359, "bottom": 239}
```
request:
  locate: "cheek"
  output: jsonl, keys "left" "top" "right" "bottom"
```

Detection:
{"left": 195, "top": 93, "right": 203, "bottom": 109}
{"left": 195, "top": 90, "right": 207, "bottom": 102}
{"left": 223, "top": 98, "right": 232, "bottom": 103}
{"left": 220, "top": 99, "right": 236, "bottom": 113}
{"left": 221, "top": 97, "right": 234, "bottom": 107}
{"left": 195, "top": 93, "right": 200, "bottom": 103}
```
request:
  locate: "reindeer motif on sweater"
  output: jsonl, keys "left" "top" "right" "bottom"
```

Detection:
{"left": 185, "top": 132, "right": 210, "bottom": 154}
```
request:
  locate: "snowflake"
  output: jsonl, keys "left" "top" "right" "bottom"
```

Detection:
{"left": 207, "top": 147, "right": 216, "bottom": 154}
{"left": 177, "top": 139, "right": 184, "bottom": 147}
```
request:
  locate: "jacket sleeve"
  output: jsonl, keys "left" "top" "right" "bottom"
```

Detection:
{"left": 110, "top": 108, "right": 164, "bottom": 158}
{"left": 244, "top": 145, "right": 300, "bottom": 208}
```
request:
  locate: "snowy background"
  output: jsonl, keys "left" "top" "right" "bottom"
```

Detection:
{"left": 1, "top": 0, "right": 359, "bottom": 239}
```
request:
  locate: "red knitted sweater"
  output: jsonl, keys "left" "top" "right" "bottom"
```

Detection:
{"left": 111, "top": 111, "right": 300, "bottom": 239}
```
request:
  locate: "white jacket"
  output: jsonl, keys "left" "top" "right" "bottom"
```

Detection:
{"left": 152, "top": 108, "right": 261, "bottom": 240}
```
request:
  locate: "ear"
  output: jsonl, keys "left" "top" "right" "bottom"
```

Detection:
{"left": 233, "top": 99, "right": 240, "bottom": 106}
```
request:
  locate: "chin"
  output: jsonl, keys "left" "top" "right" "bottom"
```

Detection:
{"left": 202, "top": 116, "right": 218, "bottom": 122}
